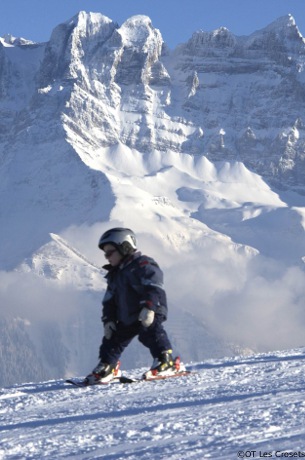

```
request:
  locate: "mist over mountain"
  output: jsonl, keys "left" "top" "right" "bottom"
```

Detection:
{"left": 1, "top": 12, "right": 305, "bottom": 386}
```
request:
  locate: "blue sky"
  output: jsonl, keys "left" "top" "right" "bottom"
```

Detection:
{"left": 1, "top": 0, "right": 304, "bottom": 48}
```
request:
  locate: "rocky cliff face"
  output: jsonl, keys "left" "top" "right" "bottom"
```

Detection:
{"left": 1, "top": 13, "right": 305, "bottom": 188}
{"left": 165, "top": 15, "right": 305, "bottom": 187}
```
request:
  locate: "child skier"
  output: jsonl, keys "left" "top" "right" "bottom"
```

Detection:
{"left": 85, "top": 227, "right": 179, "bottom": 384}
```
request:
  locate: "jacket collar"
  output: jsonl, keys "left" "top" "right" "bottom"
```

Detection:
{"left": 103, "top": 251, "right": 142, "bottom": 273}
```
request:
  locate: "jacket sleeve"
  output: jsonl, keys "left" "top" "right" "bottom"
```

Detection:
{"left": 134, "top": 257, "right": 167, "bottom": 315}
{"left": 101, "top": 283, "right": 117, "bottom": 324}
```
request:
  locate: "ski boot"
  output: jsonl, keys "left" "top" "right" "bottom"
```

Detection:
{"left": 143, "top": 350, "right": 177, "bottom": 379}
{"left": 85, "top": 361, "right": 121, "bottom": 385}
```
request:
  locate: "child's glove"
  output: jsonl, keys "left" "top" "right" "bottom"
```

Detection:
{"left": 104, "top": 321, "right": 116, "bottom": 339}
{"left": 138, "top": 307, "right": 155, "bottom": 327}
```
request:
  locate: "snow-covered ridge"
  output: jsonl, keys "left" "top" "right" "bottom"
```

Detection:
{"left": 0, "top": 33, "right": 37, "bottom": 47}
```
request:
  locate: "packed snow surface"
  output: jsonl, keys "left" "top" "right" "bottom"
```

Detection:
{"left": 1, "top": 348, "right": 305, "bottom": 459}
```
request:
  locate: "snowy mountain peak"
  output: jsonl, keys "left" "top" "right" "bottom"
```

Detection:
{"left": 38, "top": 11, "right": 118, "bottom": 84}
{"left": 0, "top": 33, "right": 36, "bottom": 47}
{"left": 246, "top": 14, "right": 305, "bottom": 53}
{"left": 70, "top": 10, "right": 114, "bottom": 26}
{"left": 186, "top": 26, "right": 237, "bottom": 53}
{"left": 119, "top": 14, "right": 159, "bottom": 44}
{"left": 66, "top": 10, "right": 117, "bottom": 41}
{"left": 261, "top": 14, "right": 300, "bottom": 36}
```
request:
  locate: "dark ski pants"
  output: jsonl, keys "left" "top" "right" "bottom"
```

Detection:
{"left": 99, "top": 315, "right": 172, "bottom": 365}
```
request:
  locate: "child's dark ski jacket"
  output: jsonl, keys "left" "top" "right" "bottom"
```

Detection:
{"left": 102, "top": 251, "right": 168, "bottom": 326}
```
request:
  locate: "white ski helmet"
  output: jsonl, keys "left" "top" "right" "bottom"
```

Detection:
{"left": 98, "top": 227, "right": 137, "bottom": 255}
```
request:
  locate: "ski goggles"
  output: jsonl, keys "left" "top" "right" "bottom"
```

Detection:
{"left": 104, "top": 248, "right": 118, "bottom": 258}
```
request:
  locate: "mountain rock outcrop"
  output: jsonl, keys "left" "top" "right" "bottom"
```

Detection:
{"left": 0, "top": 13, "right": 303, "bottom": 185}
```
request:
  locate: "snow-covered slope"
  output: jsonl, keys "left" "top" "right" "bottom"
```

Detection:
{"left": 1, "top": 348, "right": 305, "bottom": 459}
{"left": 1, "top": 12, "right": 305, "bottom": 386}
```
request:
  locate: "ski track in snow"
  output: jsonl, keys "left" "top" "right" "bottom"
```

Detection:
{"left": 1, "top": 349, "right": 305, "bottom": 459}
